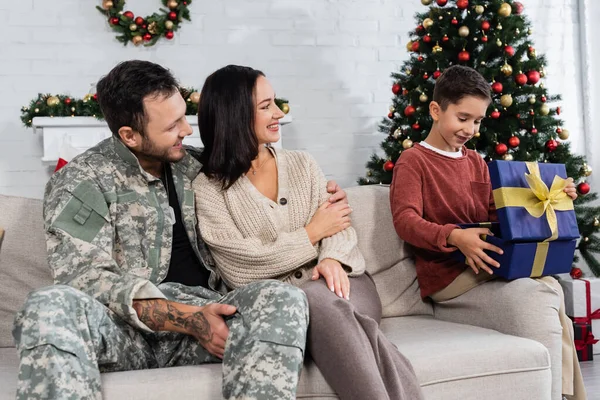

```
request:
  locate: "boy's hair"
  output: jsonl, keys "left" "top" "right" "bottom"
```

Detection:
{"left": 96, "top": 60, "right": 180, "bottom": 137}
{"left": 432, "top": 65, "right": 491, "bottom": 110}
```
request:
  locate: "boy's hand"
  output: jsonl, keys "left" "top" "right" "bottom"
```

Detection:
{"left": 564, "top": 177, "right": 577, "bottom": 200}
{"left": 447, "top": 228, "right": 503, "bottom": 275}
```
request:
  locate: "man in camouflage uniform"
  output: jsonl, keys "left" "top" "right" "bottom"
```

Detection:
{"left": 12, "top": 60, "right": 346, "bottom": 400}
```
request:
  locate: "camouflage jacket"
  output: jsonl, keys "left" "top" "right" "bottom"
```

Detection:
{"left": 43, "top": 136, "right": 218, "bottom": 331}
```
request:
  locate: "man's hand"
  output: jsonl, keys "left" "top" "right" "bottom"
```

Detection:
{"left": 311, "top": 258, "right": 350, "bottom": 300}
{"left": 326, "top": 180, "right": 348, "bottom": 205}
{"left": 447, "top": 228, "right": 503, "bottom": 275}
{"left": 564, "top": 177, "right": 577, "bottom": 200}
{"left": 132, "top": 299, "right": 236, "bottom": 359}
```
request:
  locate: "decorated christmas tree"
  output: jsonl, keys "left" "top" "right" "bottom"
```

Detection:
{"left": 359, "top": 0, "right": 600, "bottom": 276}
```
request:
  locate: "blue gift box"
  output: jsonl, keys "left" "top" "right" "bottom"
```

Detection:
{"left": 488, "top": 160, "right": 580, "bottom": 242}
{"left": 453, "top": 222, "right": 576, "bottom": 280}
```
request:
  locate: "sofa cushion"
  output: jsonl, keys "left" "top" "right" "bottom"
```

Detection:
{"left": 346, "top": 186, "right": 433, "bottom": 318}
{"left": 0, "top": 195, "right": 52, "bottom": 348}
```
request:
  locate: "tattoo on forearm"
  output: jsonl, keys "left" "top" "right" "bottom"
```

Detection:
{"left": 133, "top": 300, "right": 212, "bottom": 343}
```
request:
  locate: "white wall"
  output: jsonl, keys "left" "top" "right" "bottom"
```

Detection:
{"left": 0, "top": 0, "right": 585, "bottom": 198}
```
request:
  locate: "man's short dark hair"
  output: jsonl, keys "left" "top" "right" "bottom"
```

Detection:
{"left": 96, "top": 60, "right": 179, "bottom": 137}
{"left": 432, "top": 65, "right": 491, "bottom": 110}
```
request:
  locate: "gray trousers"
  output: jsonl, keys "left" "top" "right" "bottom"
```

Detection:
{"left": 12, "top": 280, "right": 309, "bottom": 400}
{"left": 301, "top": 273, "right": 424, "bottom": 400}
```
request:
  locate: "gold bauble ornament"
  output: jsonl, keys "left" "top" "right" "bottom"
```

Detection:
{"left": 581, "top": 163, "right": 593, "bottom": 177}
{"left": 500, "top": 63, "right": 513, "bottom": 76}
{"left": 71, "top": 107, "right": 76, "bottom": 112}
{"left": 503, "top": 153, "right": 514, "bottom": 161}
{"left": 34, "top": 108, "right": 39, "bottom": 113}
{"left": 475, "top": 5, "right": 485, "bottom": 14}
{"left": 393, "top": 128, "right": 402, "bottom": 139}
{"left": 129, "top": 24, "right": 137, "bottom": 31}
{"left": 496, "top": 38, "right": 503, "bottom": 47}
{"left": 132, "top": 35, "right": 143, "bottom": 45}
{"left": 539, "top": 67, "right": 546, "bottom": 78}
{"left": 459, "top": 26, "right": 470, "bottom": 37}
{"left": 498, "top": 3, "right": 512, "bottom": 17}
{"left": 583, "top": 237, "right": 590, "bottom": 243}
{"left": 168, "top": 0, "right": 179, "bottom": 9}
{"left": 593, "top": 217, "right": 599, "bottom": 227}
{"left": 148, "top": 21, "right": 159, "bottom": 35}
{"left": 528, "top": 95, "right": 536, "bottom": 104}
{"left": 189, "top": 92, "right": 201, "bottom": 104}
{"left": 497, "top": 23, "right": 503, "bottom": 30}
{"left": 389, "top": 106, "right": 395, "bottom": 113}
{"left": 165, "top": 20, "right": 174, "bottom": 30}
{"left": 421, "top": 0, "right": 433, "bottom": 4}
{"left": 102, "top": 0, "right": 114, "bottom": 10}
{"left": 432, "top": 44, "right": 443, "bottom": 53}
{"left": 539, "top": 104, "right": 550, "bottom": 116}
{"left": 500, "top": 94, "right": 513, "bottom": 107}
{"left": 406, "top": 41, "right": 413, "bottom": 52}
{"left": 367, "top": 171, "right": 373, "bottom": 177}
{"left": 402, "top": 139, "right": 414, "bottom": 149}
{"left": 558, "top": 128, "right": 570, "bottom": 140}
{"left": 423, "top": 18, "right": 434, "bottom": 29}
{"left": 419, "top": 93, "right": 429, "bottom": 103}
{"left": 281, "top": 103, "right": 290, "bottom": 114}
{"left": 474, "top": 132, "right": 481, "bottom": 138}
{"left": 46, "top": 96, "right": 60, "bottom": 107}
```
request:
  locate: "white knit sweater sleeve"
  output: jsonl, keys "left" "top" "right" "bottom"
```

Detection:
{"left": 193, "top": 174, "right": 318, "bottom": 289}
{"left": 305, "top": 154, "right": 366, "bottom": 276}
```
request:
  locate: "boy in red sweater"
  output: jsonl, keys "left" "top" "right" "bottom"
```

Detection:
{"left": 390, "top": 65, "right": 584, "bottom": 400}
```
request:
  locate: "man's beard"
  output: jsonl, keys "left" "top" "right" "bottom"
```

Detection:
{"left": 140, "top": 136, "right": 185, "bottom": 163}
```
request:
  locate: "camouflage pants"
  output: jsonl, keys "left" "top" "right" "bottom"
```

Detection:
{"left": 13, "top": 280, "right": 309, "bottom": 400}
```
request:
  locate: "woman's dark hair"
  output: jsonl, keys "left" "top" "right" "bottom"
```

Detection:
{"left": 198, "top": 65, "right": 265, "bottom": 190}
{"left": 96, "top": 60, "right": 179, "bottom": 137}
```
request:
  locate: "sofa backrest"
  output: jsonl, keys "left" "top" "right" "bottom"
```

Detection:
{"left": 346, "top": 186, "right": 432, "bottom": 318}
{"left": 0, "top": 195, "right": 52, "bottom": 348}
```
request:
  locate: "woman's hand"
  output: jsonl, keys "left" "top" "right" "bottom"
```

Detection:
{"left": 311, "top": 258, "right": 350, "bottom": 300}
{"left": 305, "top": 201, "right": 352, "bottom": 245}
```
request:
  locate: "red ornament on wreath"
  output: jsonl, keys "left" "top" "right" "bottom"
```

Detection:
{"left": 433, "top": 70, "right": 441, "bottom": 79}
{"left": 527, "top": 70, "right": 541, "bottom": 85}
{"left": 490, "top": 109, "right": 501, "bottom": 119}
{"left": 383, "top": 161, "right": 395, "bottom": 172}
{"left": 495, "top": 143, "right": 508, "bottom": 156}
{"left": 64, "top": 98, "right": 72, "bottom": 105}
{"left": 508, "top": 136, "right": 520, "bottom": 148}
{"left": 110, "top": 17, "right": 120, "bottom": 25}
{"left": 143, "top": 33, "right": 153, "bottom": 41}
{"left": 123, "top": 11, "right": 134, "bottom": 19}
{"left": 392, "top": 83, "right": 401, "bottom": 95}
{"left": 545, "top": 139, "right": 558, "bottom": 152}
{"left": 504, "top": 46, "right": 515, "bottom": 57}
{"left": 578, "top": 182, "right": 591, "bottom": 195}
{"left": 456, "top": 0, "right": 469, "bottom": 10}
{"left": 436, "top": 0, "right": 448, "bottom": 6}
{"left": 135, "top": 16, "right": 145, "bottom": 26}
{"left": 168, "top": 11, "right": 178, "bottom": 20}
{"left": 165, "top": 31, "right": 174, "bottom": 40}
{"left": 458, "top": 50, "right": 470, "bottom": 62}
{"left": 570, "top": 267, "right": 582, "bottom": 279}
{"left": 515, "top": 73, "right": 528, "bottom": 86}
{"left": 481, "top": 20, "right": 490, "bottom": 31}
{"left": 491, "top": 82, "right": 503, "bottom": 94}
{"left": 404, "top": 105, "right": 416, "bottom": 117}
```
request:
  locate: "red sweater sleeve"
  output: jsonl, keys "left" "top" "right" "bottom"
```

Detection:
{"left": 389, "top": 161, "right": 458, "bottom": 253}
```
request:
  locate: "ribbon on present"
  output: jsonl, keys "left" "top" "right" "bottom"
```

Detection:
{"left": 492, "top": 162, "right": 573, "bottom": 242}
{"left": 574, "top": 331, "right": 598, "bottom": 351}
{"left": 573, "top": 279, "right": 600, "bottom": 326}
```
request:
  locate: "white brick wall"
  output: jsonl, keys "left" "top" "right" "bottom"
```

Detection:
{"left": 0, "top": 0, "right": 585, "bottom": 198}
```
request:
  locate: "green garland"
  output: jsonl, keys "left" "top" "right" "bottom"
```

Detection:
{"left": 96, "top": 0, "right": 192, "bottom": 46}
{"left": 20, "top": 90, "right": 290, "bottom": 128}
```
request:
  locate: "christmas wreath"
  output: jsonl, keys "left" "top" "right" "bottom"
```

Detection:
{"left": 97, "top": 0, "right": 192, "bottom": 46}
{"left": 20, "top": 90, "right": 290, "bottom": 127}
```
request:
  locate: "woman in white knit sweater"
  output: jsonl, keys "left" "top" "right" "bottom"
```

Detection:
{"left": 192, "top": 65, "right": 423, "bottom": 400}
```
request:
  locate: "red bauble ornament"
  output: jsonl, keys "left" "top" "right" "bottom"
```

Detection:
{"left": 495, "top": 143, "right": 508, "bottom": 156}
{"left": 556, "top": 127, "right": 562, "bottom": 134}
{"left": 515, "top": 73, "right": 528, "bottom": 86}
{"left": 527, "top": 70, "right": 541, "bottom": 84}
{"left": 418, "top": 56, "right": 424, "bottom": 62}
{"left": 402, "top": 89, "right": 409, "bottom": 96}
{"left": 491, "top": 110, "right": 501, "bottom": 119}
{"left": 404, "top": 105, "right": 416, "bottom": 117}
{"left": 456, "top": 0, "right": 469, "bottom": 10}
{"left": 570, "top": 267, "right": 583, "bottom": 279}
{"left": 491, "top": 82, "right": 503, "bottom": 94}
{"left": 481, "top": 35, "right": 488, "bottom": 43}
{"left": 578, "top": 182, "right": 591, "bottom": 195}
{"left": 411, "top": 41, "right": 420, "bottom": 52}
{"left": 123, "top": 11, "right": 134, "bottom": 19}
{"left": 433, "top": 70, "right": 442, "bottom": 79}
{"left": 92, "top": 93, "right": 98, "bottom": 101}
{"left": 531, "top": 127, "right": 538, "bottom": 134}
{"left": 423, "top": 35, "right": 432, "bottom": 43}
{"left": 64, "top": 98, "right": 71, "bottom": 105}
{"left": 442, "top": 35, "right": 449, "bottom": 43}
{"left": 481, "top": 20, "right": 490, "bottom": 31}
{"left": 412, "top": 123, "right": 421, "bottom": 130}
{"left": 504, "top": 46, "right": 515, "bottom": 57}
{"left": 135, "top": 17, "right": 145, "bottom": 26}
{"left": 388, "top": 112, "right": 394, "bottom": 119}
{"left": 541, "top": 96, "right": 547, "bottom": 103}
{"left": 143, "top": 33, "right": 153, "bottom": 41}
{"left": 508, "top": 136, "right": 520, "bottom": 148}
{"left": 416, "top": 25, "right": 424, "bottom": 33}
{"left": 392, "top": 83, "right": 401, "bottom": 94}
{"left": 383, "top": 161, "right": 395, "bottom": 172}
{"left": 436, "top": 0, "right": 448, "bottom": 6}
{"left": 110, "top": 17, "right": 120, "bottom": 25}
{"left": 451, "top": 18, "right": 458, "bottom": 25}
{"left": 168, "top": 11, "right": 178, "bottom": 20}
{"left": 545, "top": 139, "right": 558, "bottom": 152}
{"left": 142, "top": 24, "right": 147, "bottom": 29}
{"left": 513, "top": 2, "right": 524, "bottom": 15}
{"left": 556, "top": 107, "right": 561, "bottom": 115}
{"left": 423, "top": 73, "right": 429, "bottom": 79}
{"left": 458, "top": 50, "right": 470, "bottom": 62}
{"left": 165, "top": 31, "right": 174, "bottom": 40}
